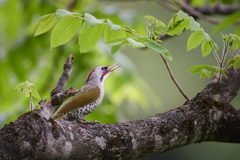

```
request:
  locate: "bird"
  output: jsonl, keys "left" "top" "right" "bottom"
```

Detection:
{"left": 53, "top": 63, "right": 120, "bottom": 122}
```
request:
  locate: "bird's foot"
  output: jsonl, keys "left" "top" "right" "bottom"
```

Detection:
{"left": 76, "top": 119, "right": 100, "bottom": 125}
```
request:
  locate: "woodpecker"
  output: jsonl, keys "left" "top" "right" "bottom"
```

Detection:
{"left": 54, "top": 63, "right": 120, "bottom": 121}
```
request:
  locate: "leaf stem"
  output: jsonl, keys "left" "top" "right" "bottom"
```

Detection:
{"left": 209, "top": 42, "right": 221, "bottom": 66}
{"left": 160, "top": 54, "right": 190, "bottom": 101}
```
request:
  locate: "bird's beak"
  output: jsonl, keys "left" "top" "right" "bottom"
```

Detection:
{"left": 107, "top": 63, "right": 121, "bottom": 72}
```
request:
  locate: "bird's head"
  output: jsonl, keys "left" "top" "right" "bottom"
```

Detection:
{"left": 86, "top": 63, "right": 121, "bottom": 86}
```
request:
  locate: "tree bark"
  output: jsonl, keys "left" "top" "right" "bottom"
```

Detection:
{"left": 1, "top": 50, "right": 240, "bottom": 160}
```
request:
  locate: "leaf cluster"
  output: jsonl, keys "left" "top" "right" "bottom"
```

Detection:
{"left": 33, "top": 9, "right": 172, "bottom": 61}
{"left": 14, "top": 81, "right": 41, "bottom": 111}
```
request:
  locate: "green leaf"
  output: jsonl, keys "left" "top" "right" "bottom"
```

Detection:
{"left": 111, "top": 41, "right": 124, "bottom": 55}
{"left": 233, "top": 58, "right": 240, "bottom": 70}
{"left": 29, "top": 85, "right": 41, "bottom": 99}
{"left": 34, "top": 14, "right": 59, "bottom": 36}
{"left": 201, "top": 41, "right": 212, "bottom": 57}
{"left": 203, "top": 33, "right": 211, "bottom": 42}
{"left": 31, "top": 14, "right": 52, "bottom": 26}
{"left": 104, "top": 26, "right": 125, "bottom": 42}
{"left": 56, "top": 9, "right": 81, "bottom": 18}
{"left": 165, "top": 17, "right": 190, "bottom": 36}
{"left": 144, "top": 40, "right": 172, "bottom": 61}
{"left": 177, "top": 10, "right": 188, "bottom": 20}
{"left": 14, "top": 82, "right": 27, "bottom": 90}
{"left": 105, "top": 38, "right": 128, "bottom": 45}
{"left": 84, "top": 13, "right": 105, "bottom": 28}
{"left": 79, "top": 22, "right": 104, "bottom": 53}
{"left": 123, "top": 25, "right": 136, "bottom": 32}
{"left": 155, "top": 19, "right": 166, "bottom": 28}
{"left": 187, "top": 64, "right": 227, "bottom": 79}
{"left": 127, "top": 38, "right": 145, "bottom": 48}
{"left": 213, "top": 10, "right": 240, "bottom": 34}
{"left": 107, "top": 19, "right": 121, "bottom": 31}
{"left": 144, "top": 15, "right": 155, "bottom": 20}
{"left": 51, "top": 16, "right": 82, "bottom": 48}
{"left": 189, "top": 17, "right": 201, "bottom": 31}
{"left": 187, "top": 30, "right": 204, "bottom": 51}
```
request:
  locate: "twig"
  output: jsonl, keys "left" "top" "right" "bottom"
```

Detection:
{"left": 51, "top": 54, "right": 74, "bottom": 96}
{"left": 209, "top": 42, "right": 221, "bottom": 66}
{"left": 175, "top": 0, "right": 221, "bottom": 24}
{"left": 160, "top": 54, "right": 190, "bottom": 101}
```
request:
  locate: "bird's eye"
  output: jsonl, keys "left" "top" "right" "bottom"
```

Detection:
{"left": 101, "top": 67, "right": 107, "bottom": 70}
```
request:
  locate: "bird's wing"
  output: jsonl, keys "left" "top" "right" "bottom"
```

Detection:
{"left": 56, "top": 84, "right": 101, "bottom": 115}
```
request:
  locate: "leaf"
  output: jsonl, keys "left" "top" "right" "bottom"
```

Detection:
{"left": 34, "top": 14, "right": 59, "bottom": 36}
{"left": 202, "top": 32, "right": 211, "bottom": 42}
{"left": 111, "top": 41, "right": 124, "bottom": 55}
{"left": 31, "top": 14, "right": 52, "bottom": 27}
{"left": 104, "top": 26, "right": 125, "bottom": 42}
{"left": 51, "top": 16, "right": 82, "bottom": 48}
{"left": 189, "top": 17, "right": 201, "bottom": 31}
{"left": 123, "top": 25, "right": 136, "bottom": 32}
{"left": 144, "top": 40, "right": 172, "bottom": 61}
{"left": 56, "top": 9, "right": 82, "bottom": 18}
{"left": 29, "top": 85, "right": 41, "bottom": 99}
{"left": 84, "top": 13, "right": 105, "bottom": 28}
{"left": 165, "top": 17, "right": 190, "bottom": 36}
{"left": 155, "top": 19, "right": 166, "bottom": 28}
{"left": 177, "top": 10, "right": 188, "bottom": 20}
{"left": 105, "top": 38, "right": 128, "bottom": 45}
{"left": 187, "top": 30, "right": 204, "bottom": 51}
{"left": 144, "top": 15, "right": 155, "bottom": 20}
{"left": 107, "top": 19, "right": 121, "bottom": 31}
{"left": 127, "top": 38, "right": 145, "bottom": 48}
{"left": 79, "top": 22, "right": 104, "bottom": 53}
{"left": 212, "top": 10, "right": 240, "bottom": 34}
{"left": 201, "top": 41, "right": 212, "bottom": 57}
{"left": 14, "top": 81, "right": 41, "bottom": 99}
{"left": 233, "top": 58, "right": 240, "bottom": 70}
{"left": 14, "top": 82, "right": 27, "bottom": 90}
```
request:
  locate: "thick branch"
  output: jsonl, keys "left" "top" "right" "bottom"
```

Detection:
{"left": 1, "top": 96, "right": 240, "bottom": 159}
{"left": 1, "top": 50, "right": 240, "bottom": 159}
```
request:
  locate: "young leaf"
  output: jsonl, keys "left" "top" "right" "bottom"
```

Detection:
{"left": 29, "top": 85, "right": 41, "bottom": 100}
{"left": 177, "top": 10, "right": 188, "bottom": 20}
{"left": 127, "top": 38, "right": 145, "bottom": 48}
{"left": 111, "top": 41, "right": 124, "bottom": 55}
{"left": 104, "top": 26, "right": 125, "bottom": 42}
{"left": 51, "top": 16, "right": 82, "bottom": 48}
{"left": 201, "top": 41, "right": 212, "bottom": 57}
{"left": 56, "top": 9, "right": 82, "bottom": 18}
{"left": 79, "top": 22, "right": 105, "bottom": 53}
{"left": 213, "top": 10, "right": 240, "bottom": 34}
{"left": 84, "top": 13, "right": 105, "bottom": 28}
{"left": 144, "top": 40, "right": 172, "bottom": 61}
{"left": 187, "top": 30, "right": 204, "bottom": 51}
{"left": 14, "top": 82, "right": 27, "bottom": 90}
{"left": 107, "top": 19, "right": 121, "bottom": 31}
{"left": 202, "top": 32, "right": 211, "bottom": 42}
{"left": 105, "top": 38, "right": 128, "bottom": 45}
{"left": 34, "top": 14, "right": 59, "bottom": 36}
{"left": 165, "top": 17, "right": 190, "bottom": 36}
{"left": 155, "top": 19, "right": 166, "bottom": 28}
{"left": 144, "top": 15, "right": 155, "bottom": 20}
{"left": 189, "top": 17, "right": 201, "bottom": 31}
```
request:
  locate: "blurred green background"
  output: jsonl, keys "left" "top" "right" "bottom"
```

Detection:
{"left": 0, "top": 0, "right": 240, "bottom": 159}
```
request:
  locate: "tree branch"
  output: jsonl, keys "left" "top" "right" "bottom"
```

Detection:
{"left": 1, "top": 50, "right": 240, "bottom": 159}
